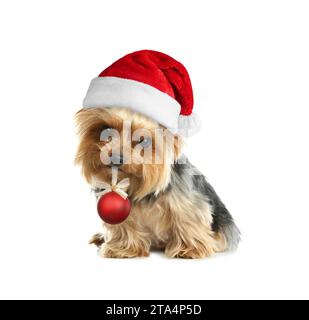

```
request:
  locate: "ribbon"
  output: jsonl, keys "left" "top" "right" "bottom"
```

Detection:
{"left": 93, "top": 167, "right": 130, "bottom": 199}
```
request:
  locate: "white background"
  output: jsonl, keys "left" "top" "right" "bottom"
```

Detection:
{"left": 0, "top": 0, "right": 308, "bottom": 300}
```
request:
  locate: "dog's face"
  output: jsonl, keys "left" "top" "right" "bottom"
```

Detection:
{"left": 75, "top": 107, "right": 182, "bottom": 199}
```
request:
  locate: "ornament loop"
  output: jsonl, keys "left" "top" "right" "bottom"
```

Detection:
{"left": 93, "top": 167, "right": 130, "bottom": 199}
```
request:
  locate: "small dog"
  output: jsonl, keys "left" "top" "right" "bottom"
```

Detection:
{"left": 75, "top": 107, "right": 240, "bottom": 258}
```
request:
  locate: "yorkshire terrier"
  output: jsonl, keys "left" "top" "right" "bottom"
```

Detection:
{"left": 75, "top": 107, "right": 240, "bottom": 258}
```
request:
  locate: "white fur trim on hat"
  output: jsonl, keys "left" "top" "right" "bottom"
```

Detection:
{"left": 83, "top": 76, "right": 201, "bottom": 137}
{"left": 83, "top": 77, "right": 181, "bottom": 133}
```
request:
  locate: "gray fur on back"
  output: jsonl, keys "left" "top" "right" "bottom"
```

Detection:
{"left": 171, "top": 155, "right": 241, "bottom": 251}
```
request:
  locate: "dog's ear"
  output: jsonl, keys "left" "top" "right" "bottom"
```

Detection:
{"left": 75, "top": 108, "right": 105, "bottom": 137}
{"left": 173, "top": 134, "right": 183, "bottom": 161}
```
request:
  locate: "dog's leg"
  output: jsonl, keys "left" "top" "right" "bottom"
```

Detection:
{"left": 165, "top": 222, "right": 218, "bottom": 259}
{"left": 99, "top": 221, "right": 151, "bottom": 258}
{"left": 89, "top": 233, "right": 105, "bottom": 247}
{"left": 164, "top": 195, "right": 220, "bottom": 259}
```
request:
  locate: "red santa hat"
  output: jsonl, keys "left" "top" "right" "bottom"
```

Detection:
{"left": 83, "top": 50, "right": 200, "bottom": 137}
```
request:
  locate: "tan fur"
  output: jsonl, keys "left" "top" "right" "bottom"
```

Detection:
{"left": 75, "top": 107, "right": 228, "bottom": 258}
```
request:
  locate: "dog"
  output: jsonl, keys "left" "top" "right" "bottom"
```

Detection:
{"left": 75, "top": 106, "right": 240, "bottom": 258}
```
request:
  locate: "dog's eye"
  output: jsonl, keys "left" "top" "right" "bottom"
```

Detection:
{"left": 100, "top": 127, "right": 117, "bottom": 142}
{"left": 140, "top": 137, "right": 152, "bottom": 148}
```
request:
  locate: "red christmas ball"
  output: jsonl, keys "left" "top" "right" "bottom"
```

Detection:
{"left": 97, "top": 191, "right": 131, "bottom": 224}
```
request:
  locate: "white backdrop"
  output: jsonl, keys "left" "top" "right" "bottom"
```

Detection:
{"left": 0, "top": 0, "right": 308, "bottom": 300}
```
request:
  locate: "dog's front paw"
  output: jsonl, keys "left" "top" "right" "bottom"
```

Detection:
{"left": 165, "top": 241, "right": 215, "bottom": 259}
{"left": 99, "top": 244, "right": 150, "bottom": 258}
{"left": 89, "top": 233, "right": 105, "bottom": 247}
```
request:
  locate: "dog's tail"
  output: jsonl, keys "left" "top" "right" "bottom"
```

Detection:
{"left": 220, "top": 220, "right": 241, "bottom": 251}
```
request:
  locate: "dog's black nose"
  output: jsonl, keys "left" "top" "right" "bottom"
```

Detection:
{"left": 110, "top": 154, "right": 124, "bottom": 167}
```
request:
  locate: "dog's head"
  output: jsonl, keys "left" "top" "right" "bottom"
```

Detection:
{"left": 75, "top": 107, "right": 182, "bottom": 200}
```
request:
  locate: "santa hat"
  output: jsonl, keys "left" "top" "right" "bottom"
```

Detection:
{"left": 83, "top": 50, "right": 200, "bottom": 137}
